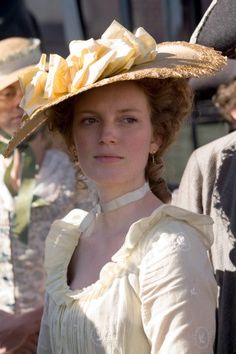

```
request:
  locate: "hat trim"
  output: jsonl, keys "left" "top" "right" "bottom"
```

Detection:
{"left": 4, "top": 40, "right": 227, "bottom": 158}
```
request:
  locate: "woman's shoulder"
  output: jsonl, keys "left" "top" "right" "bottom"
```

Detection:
{"left": 139, "top": 204, "right": 214, "bottom": 258}
{"left": 134, "top": 205, "right": 215, "bottom": 289}
{"left": 43, "top": 208, "right": 89, "bottom": 304}
{"left": 112, "top": 204, "right": 213, "bottom": 263}
{"left": 44, "top": 208, "right": 88, "bottom": 267}
{"left": 46, "top": 208, "right": 88, "bottom": 240}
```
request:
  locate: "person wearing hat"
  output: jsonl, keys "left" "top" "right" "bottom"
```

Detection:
{"left": 3, "top": 21, "right": 226, "bottom": 353}
{"left": 0, "top": 38, "right": 78, "bottom": 353}
{"left": 174, "top": 1, "right": 236, "bottom": 353}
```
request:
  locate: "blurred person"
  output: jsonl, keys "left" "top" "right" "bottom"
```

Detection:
{"left": 175, "top": 80, "right": 236, "bottom": 353}
{"left": 213, "top": 79, "right": 236, "bottom": 131}
{"left": 174, "top": 1, "right": 236, "bottom": 352}
{"left": 0, "top": 37, "right": 77, "bottom": 353}
{"left": 4, "top": 21, "right": 226, "bottom": 353}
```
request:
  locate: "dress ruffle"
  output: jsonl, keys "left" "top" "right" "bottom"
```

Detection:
{"left": 45, "top": 205, "right": 214, "bottom": 305}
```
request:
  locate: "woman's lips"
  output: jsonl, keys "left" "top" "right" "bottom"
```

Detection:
{"left": 94, "top": 155, "right": 124, "bottom": 162}
{"left": 12, "top": 115, "right": 22, "bottom": 122}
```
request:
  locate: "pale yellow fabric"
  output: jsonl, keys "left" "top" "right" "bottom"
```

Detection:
{"left": 37, "top": 205, "right": 217, "bottom": 354}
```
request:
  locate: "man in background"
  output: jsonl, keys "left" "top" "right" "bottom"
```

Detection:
{"left": 174, "top": 1, "right": 236, "bottom": 352}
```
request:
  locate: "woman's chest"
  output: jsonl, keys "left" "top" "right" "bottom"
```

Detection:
{"left": 68, "top": 233, "right": 126, "bottom": 291}
{"left": 49, "top": 276, "right": 148, "bottom": 354}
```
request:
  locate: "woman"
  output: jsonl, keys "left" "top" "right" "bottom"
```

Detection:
{"left": 4, "top": 21, "right": 226, "bottom": 353}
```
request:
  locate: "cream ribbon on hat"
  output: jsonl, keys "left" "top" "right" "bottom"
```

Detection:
{"left": 19, "top": 21, "right": 157, "bottom": 117}
{"left": 80, "top": 182, "right": 150, "bottom": 235}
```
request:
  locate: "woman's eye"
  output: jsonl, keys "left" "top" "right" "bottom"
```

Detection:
{"left": 80, "top": 117, "right": 98, "bottom": 125}
{"left": 0, "top": 90, "right": 15, "bottom": 99}
{"left": 122, "top": 117, "right": 138, "bottom": 124}
{"left": 3, "top": 92, "right": 10, "bottom": 97}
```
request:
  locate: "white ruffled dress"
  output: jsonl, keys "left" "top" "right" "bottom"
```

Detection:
{"left": 37, "top": 205, "right": 217, "bottom": 354}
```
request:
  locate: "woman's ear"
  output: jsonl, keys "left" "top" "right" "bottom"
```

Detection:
{"left": 70, "top": 142, "right": 79, "bottom": 163}
{"left": 150, "top": 136, "right": 162, "bottom": 153}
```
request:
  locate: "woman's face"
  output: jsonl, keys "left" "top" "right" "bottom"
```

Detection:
{"left": 73, "top": 81, "right": 160, "bottom": 190}
{"left": 0, "top": 82, "right": 23, "bottom": 135}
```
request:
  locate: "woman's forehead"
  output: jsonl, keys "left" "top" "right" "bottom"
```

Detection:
{"left": 74, "top": 81, "right": 148, "bottom": 106}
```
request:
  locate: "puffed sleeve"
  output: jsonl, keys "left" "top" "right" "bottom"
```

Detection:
{"left": 139, "top": 221, "right": 217, "bottom": 354}
{"left": 37, "top": 293, "right": 52, "bottom": 354}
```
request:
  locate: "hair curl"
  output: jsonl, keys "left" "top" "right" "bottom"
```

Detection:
{"left": 213, "top": 79, "right": 236, "bottom": 123}
{"left": 136, "top": 78, "right": 193, "bottom": 202}
{"left": 47, "top": 78, "right": 193, "bottom": 203}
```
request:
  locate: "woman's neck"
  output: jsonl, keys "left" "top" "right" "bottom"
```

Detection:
{"left": 80, "top": 181, "right": 163, "bottom": 237}
{"left": 96, "top": 189, "right": 162, "bottom": 232}
{"left": 96, "top": 180, "right": 147, "bottom": 204}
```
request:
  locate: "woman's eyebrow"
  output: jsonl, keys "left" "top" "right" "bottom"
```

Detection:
{"left": 75, "top": 108, "right": 142, "bottom": 114}
{"left": 117, "top": 108, "right": 142, "bottom": 113}
{"left": 74, "top": 109, "right": 97, "bottom": 114}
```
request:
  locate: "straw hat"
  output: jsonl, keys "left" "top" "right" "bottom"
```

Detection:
{"left": 0, "top": 37, "right": 41, "bottom": 91}
{"left": 3, "top": 20, "right": 227, "bottom": 157}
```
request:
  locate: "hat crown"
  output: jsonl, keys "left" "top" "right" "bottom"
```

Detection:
{"left": 0, "top": 37, "right": 40, "bottom": 65}
{"left": 0, "top": 37, "right": 41, "bottom": 91}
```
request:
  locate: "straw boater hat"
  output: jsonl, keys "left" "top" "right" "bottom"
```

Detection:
{"left": 0, "top": 37, "right": 41, "bottom": 91}
{"left": 3, "top": 20, "right": 227, "bottom": 157}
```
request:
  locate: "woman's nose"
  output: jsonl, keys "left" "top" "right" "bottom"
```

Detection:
{"left": 99, "top": 123, "right": 118, "bottom": 145}
{"left": 12, "top": 89, "right": 23, "bottom": 108}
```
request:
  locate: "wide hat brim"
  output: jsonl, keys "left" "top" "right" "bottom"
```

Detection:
{"left": 4, "top": 41, "right": 226, "bottom": 157}
{"left": 0, "top": 64, "right": 37, "bottom": 91}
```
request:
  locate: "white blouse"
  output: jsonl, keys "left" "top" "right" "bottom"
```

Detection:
{"left": 37, "top": 205, "right": 217, "bottom": 354}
